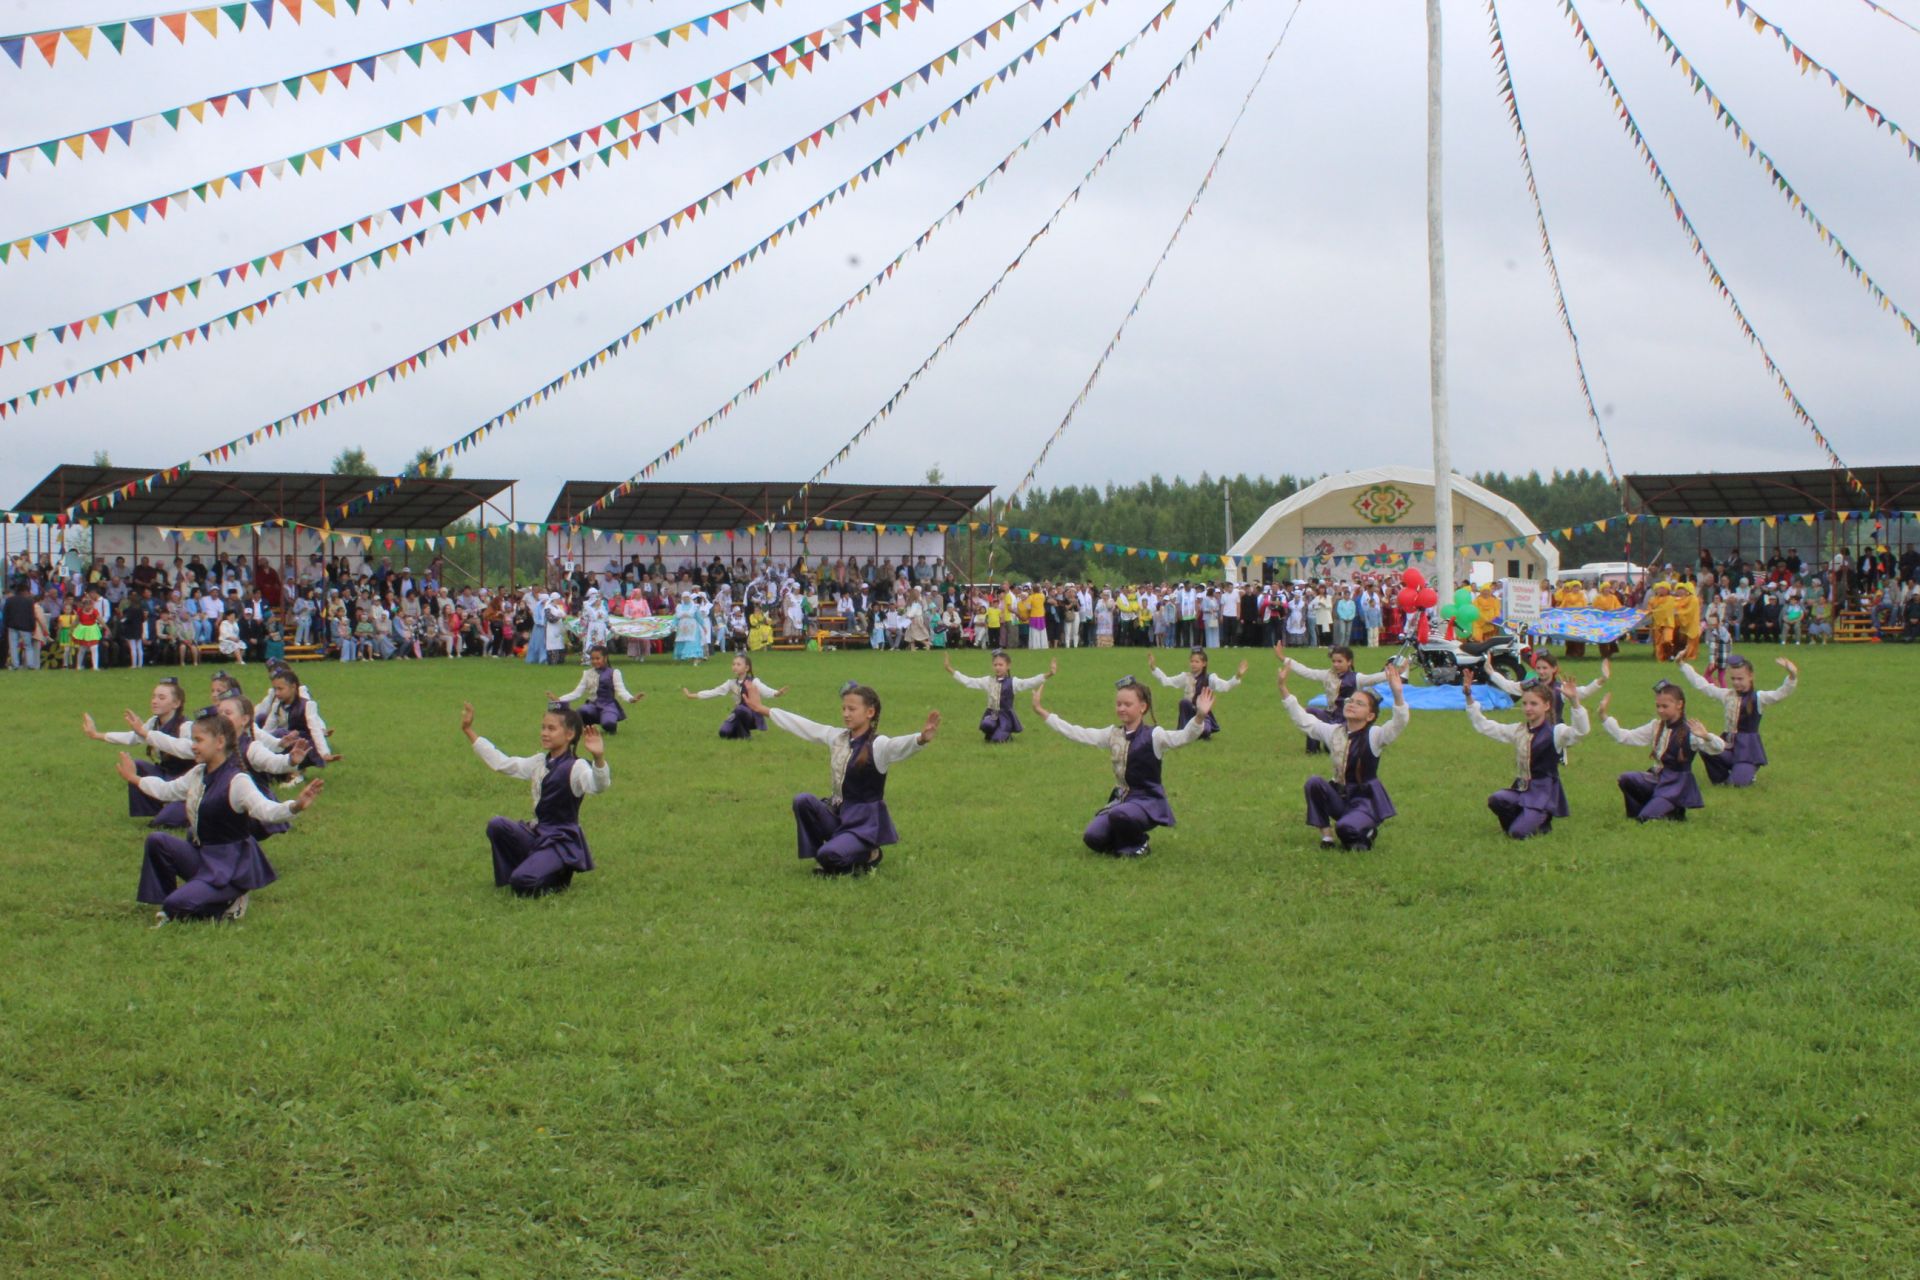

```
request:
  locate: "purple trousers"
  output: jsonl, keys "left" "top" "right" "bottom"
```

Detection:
{"left": 792, "top": 794, "right": 878, "bottom": 872}
{"left": 137, "top": 834, "right": 237, "bottom": 919}
{"left": 717, "top": 703, "right": 765, "bottom": 740}
{"left": 1176, "top": 699, "right": 1219, "bottom": 739}
{"left": 1618, "top": 771, "right": 1693, "bottom": 822}
{"left": 1083, "top": 799, "right": 1159, "bottom": 855}
{"left": 487, "top": 817, "right": 575, "bottom": 896}
{"left": 1303, "top": 776, "right": 1383, "bottom": 849}
{"left": 1702, "top": 753, "right": 1759, "bottom": 788}
{"left": 1488, "top": 790, "right": 1554, "bottom": 840}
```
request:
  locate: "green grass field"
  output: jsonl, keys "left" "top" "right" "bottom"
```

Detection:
{"left": 3, "top": 641, "right": 1915, "bottom": 1277}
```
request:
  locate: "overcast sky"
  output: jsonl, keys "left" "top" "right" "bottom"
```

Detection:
{"left": 2, "top": 0, "right": 1916, "bottom": 526}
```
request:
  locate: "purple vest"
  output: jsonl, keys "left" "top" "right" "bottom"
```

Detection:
{"left": 997, "top": 676, "right": 1015, "bottom": 715}
{"left": 1654, "top": 722, "right": 1696, "bottom": 773}
{"left": 1336, "top": 670, "right": 1358, "bottom": 703}
{"left": 194, "top": 758, "right": 253, "bottom": 845}
{"left": 736, "top": 676, "right": 755, "bottom": 707}
{"left": 1736, "top": 690, "right": 1761, "bottom": 734}
{"left": 1526, "top": 722, "right": 1560, "bottom": 783}
{"left": 1342, "top": 728, "right": 1382, "bottom": 787}
{"left": 1122, "top": 724, "right": 1166, "bottom": 798}
{"left": 535, "top": 751, "right": 585, "bottom": 828}
{"left": 596, "top": 668, "right": 616, "bottom": 704}
{"left": 842, "top": 734, "right": 887, "bottom": 807}
{"left": 156, "top": 713, "right": 193, "bottom": 778}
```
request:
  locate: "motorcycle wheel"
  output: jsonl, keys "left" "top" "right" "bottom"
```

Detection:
{"left": 1492, "top": 654, "right": 1527, "bottom": 683}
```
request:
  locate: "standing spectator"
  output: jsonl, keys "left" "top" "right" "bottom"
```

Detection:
{"left": 6, "top": 580, "right": 46, "bottom": 669}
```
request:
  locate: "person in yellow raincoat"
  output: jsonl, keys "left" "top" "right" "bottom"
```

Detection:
{"left": 1592, "top": 579, "right": 1625, "bottom": 659}
{"left": 1647, "top": 582, "right": 1678, "bottom": 661}
{"left": 1471, "top": 584, "right": 1504, "bottom": 643}
{"left": 747, "top": 607, "right": 774, "bottom": 652}
{"left": 1554, "top": 578, "right": 1590, "bottom": 658}
{"left": 1674, "top": 581, "right": 1702, "bottom": 661}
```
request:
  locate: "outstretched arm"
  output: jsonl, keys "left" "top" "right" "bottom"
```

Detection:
{"left": 1760, "top": 659, "right": 1798, "bottom": 705}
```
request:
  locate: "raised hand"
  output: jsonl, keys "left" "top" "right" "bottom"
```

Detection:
{"left": 289, "top": 738, "right": 311, "bottom": 766}
{"left": 581, "top": 725, "right": 606, "bottom": 762}
{"left": 1461, "top": 669, "right": 1476, "bottom": 701}
{"left": 460, "top": 702, "right": 477, "bottom": 742}
{"left": 1601, "top": 657, "right": 1612, "bottom": 682}
{"left": 682, "top": 687, "right": 697, "bottom": 699}
{"left": 1276, "top": 666, "right": 1291, "bottom": 696}
{"left": 115, "top": 752, "right": 140, "bottom": 784}
{"left": 1048, "top": 657, "right": 1059, "bottom": 678}
{"left": 1561, "top": 678, "right": 1582, "bottom": 704}
{"left": 1030, "top": 687, "right": 1049, "bottom": 717}
{"left": 1236, "top": 659, "right": 1250, "bottom": 678}
{"left": 1779, "top": 657, "right": 1798, "bottom": 677}
{"left": 1148, "top": 652, "right": 1160, "bottom": 670}
{"left": 82, "top": 712, "right": 102, "bottom": 740}
{"left": 1195, "top": 687, "right": 1216, "bottom": 717}
{"left": 941, "top": 653, "right": 954, "bottom": 674}
{"left": 773, "top": 686, "right": 790, "bottom": 698}
{"left": 1385, "top": 663, "right": 1404, "bottom": 696}
{"left": 1685, "top": 717, "right": 1711, "bottom": 739}
{"left": 918, "top": 709, "right": 942, "bottom": 744}
{"left": 291, "top": 777, "right": 325, "bottom": 813}
{"left": 544, "top": 690, "right": 559, "bottom": 703}
{"left": 1598, "top": 692, "right": 1612, "bottom": 720}
{"left": 123, "top": 709, "right": 150, "bottom": 738}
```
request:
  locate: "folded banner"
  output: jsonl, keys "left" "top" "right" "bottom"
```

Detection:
{"left": 1532, "top": 607, "right": 1647, "bottom": 644}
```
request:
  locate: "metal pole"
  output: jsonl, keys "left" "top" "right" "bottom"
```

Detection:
{"left": 1426, "top": 0, "right": 1454, "bottom": 587}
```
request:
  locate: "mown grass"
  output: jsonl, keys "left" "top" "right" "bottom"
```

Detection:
{"left": 2, "top": 641, "right": 1914, "bottom": 1277}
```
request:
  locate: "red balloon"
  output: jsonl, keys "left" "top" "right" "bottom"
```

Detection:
{"left": 1396, "top": 587, "right": 1420, "bottom": 613}
{"left": 1402, "top": 567, "right": 1426, "bottom": 589}
{"left": 1417, "top": 586, "right": 1439, "bottom": 609}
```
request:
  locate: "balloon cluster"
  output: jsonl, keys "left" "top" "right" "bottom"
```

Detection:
{"left": 1394, "top": 567, "right": 1438, "bottom": 615}
{"left": 1438, "top": 586, "right": 1481, "bottom": 629}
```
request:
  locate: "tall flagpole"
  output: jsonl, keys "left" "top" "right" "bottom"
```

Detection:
{"left": 1427, "top": 0, "right": 1455, "bottom": 585}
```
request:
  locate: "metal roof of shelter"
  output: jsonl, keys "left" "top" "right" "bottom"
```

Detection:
{"left": 542, "top": 481, "right": 992, "bottom": 530}
{"left": 12, "top": 464, "right": 512, "bottom": 530}
{"left": 1625, "top": 467, "right": 1920, "bottom": 518}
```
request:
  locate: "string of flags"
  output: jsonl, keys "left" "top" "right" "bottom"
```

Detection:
{"left": 1713, "top": 0, "right": 1920, "bottom": 166}
{"left": 0, "top": 0, "right": 412, "bottom": 69}
{"left": 1560, "top": 0, "right": 1863, "bottom": 495}
{"left": 36, "top": 0, "right": 1090, "bottom": 494}
{"left": 0, "top": 0, "right": 922, "bottom": 263}
{"left": 1485, "top": 0, "right": 1621, "bottom": 494}
{"left": 569, "top": 0, "right": 1211, "bottom": 529}
{"left": 366, "top": 0, "right": 1173, "bottom": 529}
{"left": 0, "top": 0, "right": 756, "bottom": 181}
{"left": 1852, "top": 0, "right": 1920, "bottom": 37}
{"left": 992, "top": 0, "right": 1302, "bottom": 543}
{"left": 0, "top": 0, "right": 958, "bottom": 380}
{"left": 1624, "top": 0, "right": 1920, "bottom": 348}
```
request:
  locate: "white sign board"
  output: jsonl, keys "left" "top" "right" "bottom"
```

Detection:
{"left": 1502, "top": 577, "right": 1545, "bottom": 624}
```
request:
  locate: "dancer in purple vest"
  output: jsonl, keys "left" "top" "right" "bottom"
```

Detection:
{"left": 551, "top": 645, "right": 643, "bottom": 734}
{"left": 1030, "top": 677, "right": 1213, "bottom": 858}
{"left": 741, "top": 680, "right": 939, "bottom": 874}
{"left": 259, "top": 669, "right": 332, "bottom": 769}
{"left": 1599, "top": 680, "right": 1727, "bottom": 822}
{"left": 83, "top": 676, "right": 193, "bottom": 826}
{"left": 1279, "top": 659, "right": 1410, "bottom": 850}
{"left": 684, "top": 653, "right": 787, "bottom": 740}
{"left": 115, "top": 710, "right": 323, "bottom": 925}
{"left": 1464, "top": 669, "right": 1590, "bottom": 840}
{"left": 1276, "top": 642, "right": 1397, "bottom": 754}
{"left": 1485, "top": 651, "right": 1608, "bottom": 761}
{"left": 463, "top": 701, "right": 610, "bottom": 896}
{"left": 1149, "top": 649, "right": 1247, "bottom": 739}
{"left": 945, "top": 650, "right": 1055, "bottom": 743}
{"left": 1680, "top": 654, "right": 1796, "bottom": 787}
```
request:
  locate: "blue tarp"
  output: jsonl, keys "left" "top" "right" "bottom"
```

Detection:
{"left": 1309, "top": 683, "right": 1513, "bottom": 712}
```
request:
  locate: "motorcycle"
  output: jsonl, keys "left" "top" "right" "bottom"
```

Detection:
{"left": 1397, "top": 630, "right": 1531, "bottom": 686}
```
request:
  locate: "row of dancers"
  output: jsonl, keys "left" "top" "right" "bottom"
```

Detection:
{"left": 82, "top": 641, "right": 1800, "bottom": 921}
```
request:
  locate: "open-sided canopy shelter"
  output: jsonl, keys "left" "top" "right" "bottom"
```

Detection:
{"left": 540, "top": 481, "right": 992, "bottom": 574}
{"left": 1626, "top": 467, "right": 1920, "bottom": 519}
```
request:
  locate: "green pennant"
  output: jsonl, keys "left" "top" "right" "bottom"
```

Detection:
{"left": 39, "top": 141, "right": 59, "bottom": 163}
{"left": 404, "top": 44, "right": 425, "bottom": 66}
{"left": 524, "top": 11, "right": 541, "bottom": 33}
{"left": 192, "top": 182, "right": 210, "bottom": 201}
{"left": 186, "top": 279, "right": 201, "bottom": 298}
{"left": 221, "top": 4, "right": 248, "bottom": 31}
{"left": 597, "top": 146, "right": 613, "bottom": 164}
{"left": 426, "top": 191, "right": 443, "bottom": 211}
{"left": 100, "top": 22, "right": 127, "bottom": 52}
{"left": 558, "top": 63, "right": 575, "bottom": 83}
{"left": 697, "top": 78, "right": 713, "bottom": 97}
{"left": 289, "top": 153, "right": 307, "bottom": 175}
{"left": 516, "top": 155, "right": 532, "bottom": 174}
{"left": 386, "top": 122, "right": 404, "bottom": 142}
{"left": 102, "top": 309, "right": 118, "bottom": 328}
{"left": 93, "top": 214, "right": 111, "bottom": 234}
{"left": 283, "top": 77, "right": 303, "bottom": 99}
{"left": 0, "top": 243, "right": 10, "bottom": 265}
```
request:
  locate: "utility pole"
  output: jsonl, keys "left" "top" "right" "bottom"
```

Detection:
{"left": 1427, "top": 0, "right": 1455, "bottom": 586}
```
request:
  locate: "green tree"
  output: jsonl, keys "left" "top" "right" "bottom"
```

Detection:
{"left": 91, "top": 450, "right": 111, "bottom": 467}
{"left": 331, "top": 446, "right": 371, "bottom": 476}
{"left": 407, "top": 447, "right": 453, "bottom": 480}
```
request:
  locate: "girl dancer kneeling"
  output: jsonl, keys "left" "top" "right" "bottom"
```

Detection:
{"left": 115, "top": 710, "right": 323, "bottom": 925}
{"left": 1679, "top": 655, "right": 1796, "bottom": 788}
{"left": 259, "top": 668, "right": 333, "bottom": 768}
{"left": 551, "top": 645, "right": 644, "bottom": 734}
{"left": 463, "top": 702, "right": 610, "bottom": 897}
{"left": 1599, "top": 681, "right": 1726, "bottom": 822}
{"left": 1463, "top": 670, "right": 1589, "bottom": 840}
{"left": 1030, "top": 677, "right": 1212, "bottom": 858}
{"left": 1149, "top": 649, "right": 1247, "bottom": 738}
{"left": 1279, "top": 660, "right": 1409, "bottom": 850}
{"left": 83, "top": 676, "right": 192, "bottom": 826}
{"left": 1276, "top": 642, "right": 1396, "bottom": 754}
{"left": 684, "top": 654, "right": 787, "bottom": 740}
{"left": 945, "top": 650, "right": 1055, "bottom": 743}
{"left": 742, "top": 680, "right": 939, "bottom": 874}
